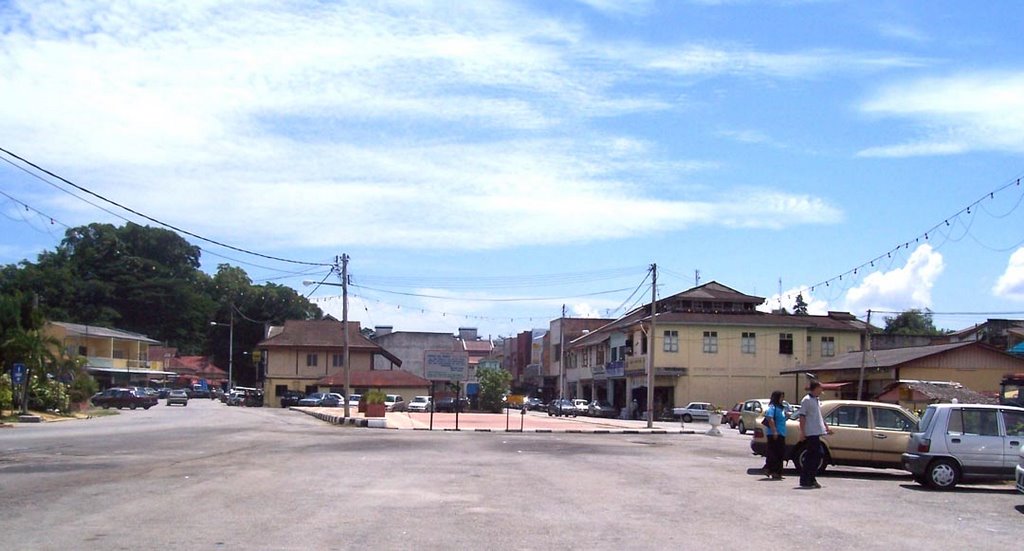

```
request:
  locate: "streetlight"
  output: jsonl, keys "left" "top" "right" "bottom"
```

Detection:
{"left": 210, "top": 308, "right": 234, "bottom": 392}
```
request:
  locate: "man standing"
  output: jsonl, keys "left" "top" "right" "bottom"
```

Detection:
{"left": 797, "top": 381, "right": 831, "bottom": 489}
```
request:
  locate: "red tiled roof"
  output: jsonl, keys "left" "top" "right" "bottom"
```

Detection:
{"left": 462, "top": 340, "right": 494, "bottom": 352}
{"left": 317, "top": 369, "right": 430, "bottom": 388}
{"left": 259, "top": 319, "right": 379, "bottom": 349}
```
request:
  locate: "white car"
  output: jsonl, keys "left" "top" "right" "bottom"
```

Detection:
{"left": 903, "top": 403, "right": 1024, "bottom": 489}
{"left": 1016, "top": 441, "right": 1024, "bottom": 494}
{"left": 384, "top": 394, "right": 405, "bottom": 412}
{"left": 407, "top": 395, "right": 432, "bottom": 412}
{"left": 348, "top": 394, "right": 361, "bottom": 408}
{"left": 672, "top": 402, "right": 712, "bottom": 423}
{"left": 572, "top": 399, "right": 589, "bottom": 415}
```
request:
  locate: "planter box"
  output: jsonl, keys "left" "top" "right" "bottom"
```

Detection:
{"left": 365, "top": 403, "right": 386, "bottom": 418}
{"left": 358, "top": 401, "right": 367, "bottom": 413}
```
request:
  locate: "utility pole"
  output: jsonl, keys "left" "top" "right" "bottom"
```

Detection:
{"left": 228, "top": 307, "right": 234, "bottom": 391}
{"left": 857, "top": 309, "right": 872, "bottom": 401}
{"left": 694, "top": 269, "right": 700, "bottom": 287}
{"left": 341, "top": 254, "right": 351, "bottom": 418}
{"left": 559, "top": 304, "right": 566, "bottom": 400}
{"left": 647, "top": 263, "right": 657, "bottom": 429}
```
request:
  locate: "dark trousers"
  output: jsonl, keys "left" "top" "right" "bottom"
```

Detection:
{"left": 800, "top": 435, "right": 823, "bottom": 486}
{"left": 765, "top": 435, "right": 785, "bottom": 476}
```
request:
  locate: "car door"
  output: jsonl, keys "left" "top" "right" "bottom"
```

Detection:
{"left": 1000, "top": 409, "right": 1024, "bottom": 472}
{"left": 870, "top": 406, "right": 917, "bottom": 466}
{"left": 945, "top": 407, "right": 1004, "bottom": 476}
{"left": 823, "top": 404, "right": 873, "bottom": 463}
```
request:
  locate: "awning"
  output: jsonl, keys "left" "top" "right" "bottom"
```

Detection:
{"left": 86, "top": 366, "right": 179, "bottom": 376}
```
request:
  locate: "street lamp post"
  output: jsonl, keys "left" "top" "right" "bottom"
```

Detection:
{"left": 210, "top": 308, "right": 234, "bottom": 391}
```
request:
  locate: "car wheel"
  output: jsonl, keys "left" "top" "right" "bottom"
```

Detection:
{"left": 130, "top": 405, "right": 137, "bottom": 410}
{"left": 682, "top": 414, "right": 693, "bottom": 423}
{"left": 738, "top": 421, "right": 747, "bottom": 435}
{"left": 144, "top": 406, "right": 151, "bottom": 410}
{"left": 926, "top": 459, "right": 960, "bottom": 490}
{"left": 793, "top": 444, "right": 828, "bottom": 475}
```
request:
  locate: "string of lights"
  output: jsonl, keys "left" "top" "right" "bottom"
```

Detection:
{"left": 0, "top": 146, "right": 333, "bottom": 267}
{"left": 779, "top": 174, "right": 1024, "bottom": 302}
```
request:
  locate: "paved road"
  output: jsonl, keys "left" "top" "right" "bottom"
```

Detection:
{"left": 2, "top": 400, "right": 1021, "bottom": 550}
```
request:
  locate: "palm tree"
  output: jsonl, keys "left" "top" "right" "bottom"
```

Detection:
{"left": 3, "top": 329, "right": 60, "bottom": 414}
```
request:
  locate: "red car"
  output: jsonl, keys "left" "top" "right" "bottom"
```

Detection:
{"left": 724, "top": 402, "right": 743, "bottom": 429}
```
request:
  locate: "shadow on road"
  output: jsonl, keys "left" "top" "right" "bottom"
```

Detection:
{"left": 899, "top": 483, "right": 1018, "bottom": 495}
{"left": 745, "top": 467, "right": 909, "bottom": 482}
{"left": 1015, "top": 505, "right": 1024, "bottom": 515}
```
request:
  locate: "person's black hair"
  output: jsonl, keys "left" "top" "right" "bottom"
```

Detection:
{"left": 807, "top": 380, "right": 822, "bottom": 391}
{"left": 770, "top": 390, "right": 784, "bottom": 407}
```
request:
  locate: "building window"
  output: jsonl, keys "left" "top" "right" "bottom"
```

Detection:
{"left": 779, "top": 333, "right": 793, "bottom": 355}
{"left": 611, "top": 347, "right": 618, "bottom": 362}
{"left": 702, "top": 331, "right": 718, "bottom": 354}
{"left": 112, "top": 350, "right": 125, "bottom": 359}
{"left": 664, "top": 330, "right": 679, "bottom": 353}
{"left": 582, "top": 349, "right": 590, "bottom": 368}
{"left": 306, "top": 353, "right": 318, "bottom": 367}
{"left": 275, "top": 385, "right": 289, "bottom": 397}
{"left": 553, "top": 344, "right": 562, "bottom": 360}
{"left": 332, "top": 353, "right": 344, "bottom": 367}
{"left": 807, "top": 335, "right": 813, "bottom": 357}
{"left": 821, "top": 336, "right": 836, "bottom": 357}
{"left": 596, "top": 347, "right": 605, "bottom": 364}
{"left": 741, "top": 332, "right": 756, "bottom": 354}
{"left": 641, "top": 335, "right": 648, "bottom": 355}
{"left": 78, "top": 345, "right": 88, "bottom": 356}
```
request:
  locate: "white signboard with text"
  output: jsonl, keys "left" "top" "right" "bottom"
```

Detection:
{"left": 424, "top": 351, "right": 469, "bottom": 382}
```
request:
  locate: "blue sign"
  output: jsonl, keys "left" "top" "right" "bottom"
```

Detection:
{"left": 12, "top": 363, "right": 26, "bottom": 385}
{"left": 197, "top": 379, "right": 208, "bottom": 390}
{"left": 465, "top": 382, "right": 480, "bottom": 396}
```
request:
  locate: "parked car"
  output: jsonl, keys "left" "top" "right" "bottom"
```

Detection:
{"left": 724, "top": 402, "right": 743, "bottom": 429}
{"left": 525, "top": 397, "right": 545, "bottom": 411}
{"left": 547, "top": 399, "right": 577, "bottom": 417}
{"left": 571, "top": 399, "right": 590, "bottom": 415}
{"left": 751, "top": 400, "right": 918, "bottom": 474}
{"left": 90, "top": 388, "right": 158, "bottom": 410}
{"left": 166, "top": 389, "right": 189, "bottom": 407}
{"left": 1017, "top": 442, "right": 1024, "bottom": 495}
{"left": 385, "top": 395, "right": 405, "bottom": 412}
{"left": 902, "top": 403, "right": 1024, "bottom": 490}
{"left": 588, "top": 400, "right": 617, "bottom": 418}
{"left": 738, "top": 399, "right": 795, "bottom": 434}
{"left": 226, "top": 390, "right": 247, "bottom": 406}
{"left": 433, "top": 397, "right": 469, "bottom": 413}
{"left": 140, "top": 387, "right": 159, "bottom": 399}
{"left": 279, "top": 390, "right": 306, "bottom": 408}
{"left": 673, "top": 402, "right": 712, "bottom": 423}
{"left": 348, "top": 394, "right": 361, "bottom": 408}
{"left": 156, "top": 387, "right": 171, "bottom": 399}
{"left": 407, "top": 395, "right": 432, "bottom": 412}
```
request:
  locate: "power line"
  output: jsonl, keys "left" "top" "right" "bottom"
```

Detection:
{"left": 303, "top": 269, "right": 335, "bottom": 299}
{"left": 349, "top": 283, "right": 637, "bottom": 302}
{"left": 355, "top": 266, "right": 647, "bottom": 290}
{"left": 0, "top": 146, "right": 332, "bottom": 267}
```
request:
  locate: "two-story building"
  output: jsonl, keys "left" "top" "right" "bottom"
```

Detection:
{"left": 259, "top": 318, "right": 420, "bottom": 407}
{"left": 45, "top": 321, "right": 171, "bottom": 388}
{"left": 566, "top": 282, "right": 869, "bottom": 416}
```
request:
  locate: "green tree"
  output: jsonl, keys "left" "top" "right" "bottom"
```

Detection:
{"left": 793, "top": 294, "right": 809, "bottom": 316}
{"left": 883, "top": 309, "right": 945, "bottom": 336}
{"left": 477, "top": 366, "right": 512, "bottom": 413}
{"left": 3, "top": 328, "right": 60, "bottom": 414}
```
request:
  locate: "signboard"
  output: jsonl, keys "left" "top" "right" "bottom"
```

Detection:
{"left": 12, "top": 363, "right": 25, "bottom": 386}
{"left": 605, "top": 361, "right": 624, "bottom": 378}
{"left": 477, "top": 359, "right": 500, "bottom": 371}
{"left": 424, "top": 351, "right": 468, "bottom": 382}
{"left": 465, "top": 382, "right": 480, "bottom": 396}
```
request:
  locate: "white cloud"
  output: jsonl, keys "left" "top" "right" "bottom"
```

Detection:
{"left": 0, "top": 1, "right": 849, "bottom": 252}
{"left": 843, "top": 244, "right": 945, "bottom": 313}
{"left": 857, "top": 72, "right": 1024, "bottom": 157}
{"left": 758, "top": 287, "right": 829, "bottom": 315}
{"left": 993, "top": 247, "right": 1024, "bottom": 301}
{"left": 574, "top": 0, "right": 653, "bottom": 15}
{"left": 877, "top": 23, "right": 929, "bottom": 43}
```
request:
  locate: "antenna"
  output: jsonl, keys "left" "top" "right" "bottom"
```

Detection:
{"left": 777, "top": 277, "right": 783, "bottom": 309}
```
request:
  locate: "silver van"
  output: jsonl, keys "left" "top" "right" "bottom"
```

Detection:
{"left": 903, "top": 403, "right": 1024, "bottom": 489}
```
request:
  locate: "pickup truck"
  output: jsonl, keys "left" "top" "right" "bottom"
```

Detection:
{"left": 91, "top": 388, "right": 158, "bottom": 410}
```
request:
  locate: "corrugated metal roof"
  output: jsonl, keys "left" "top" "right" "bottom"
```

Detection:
{"left": 52, "top": 321, "right": 160, "bottom": 344}
{"left": 781, "top": 341, "right": 978, "bottom": 374}
{"left": 258, "top": 319, "right": 379, "bottom": 349}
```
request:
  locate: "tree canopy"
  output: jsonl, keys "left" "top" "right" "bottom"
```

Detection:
{"left": 883, "top": 309, "right": 946, "bottom": 336}
{"left": 1, "top": 222, "right": 322, "bottom": 385}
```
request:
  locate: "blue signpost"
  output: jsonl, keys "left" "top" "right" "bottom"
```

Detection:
{"left": 12, "top": 363, "right": 25, "bottom": 386}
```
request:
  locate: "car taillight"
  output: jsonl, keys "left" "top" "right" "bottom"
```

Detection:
{"left": 917, "top": 439, "right": 930, "bottom": 453}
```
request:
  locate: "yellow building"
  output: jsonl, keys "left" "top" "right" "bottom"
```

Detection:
{"left": 259, "top": 319, "right": 413, "bottom": 407}
{"left": 567, "top": 282, "right": 868, "bottom": 415}
{"left": 44, "top": 321, "right": 171, "bottom": 387}
{"left": 783, "top": 340, "right": 1024, "bottom": 402}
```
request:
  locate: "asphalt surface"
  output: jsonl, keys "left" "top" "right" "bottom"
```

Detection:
{"left": 2, "top": 400, "right": 1021, "bottom": 550}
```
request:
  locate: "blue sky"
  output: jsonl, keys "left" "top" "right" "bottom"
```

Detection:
{"left": 1, "top": 0, "right": 1023, "bottom": 338}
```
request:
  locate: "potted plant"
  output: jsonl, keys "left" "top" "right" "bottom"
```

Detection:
{"left": 364, "top": 389, "right": 386, "bottom": 418}
{"left": 706, "top": 404, "right": 724, "bottom": 436}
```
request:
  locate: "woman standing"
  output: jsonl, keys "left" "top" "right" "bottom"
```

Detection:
{"left": 764, "top": 390, "right": 788, "bottom": 480}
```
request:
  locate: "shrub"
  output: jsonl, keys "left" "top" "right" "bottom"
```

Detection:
{"left": 364, "top": 389, "right": 387, "bottom": 405}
